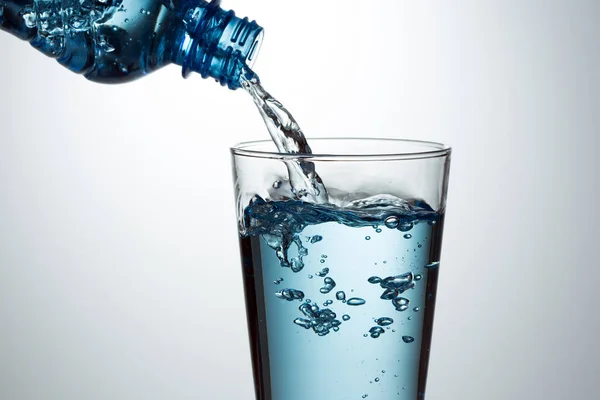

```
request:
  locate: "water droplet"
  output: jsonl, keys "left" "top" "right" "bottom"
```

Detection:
{"left": 275, "top": 288, "right": 305, "bottom": 301}
{"left": 272, "top": 180, "right": 282, "bottom": 189}
{"left": 403, "top": 234, "right": 412, "bottom": 239}
{"left": 425, "top": 261, "right": 440, "bottom": 269}
{"left": 342, "top": 314, "right": 350, "bottom": 321}
{"left": 335, "top": 291, "right": 346, "bottom": 301}
{"left": 375, "top": 317, "right": 394, "bottom": 326}
{"left": 375, "top": 377, "right": 380, "bottom": 382}
{"left": 365, "top": 236, "right": 371, "bottom": 240}
{"left": 368, "top": 276, "right": 381, "bottom": 284}
{"left": 384, "top": 216, "right": 399, "bottom": 229}
{"left": 402, "top": 335, "right": 415, "bottom": 343}
{"left": 347, "top": 297, "right": 366, "bottom": 306}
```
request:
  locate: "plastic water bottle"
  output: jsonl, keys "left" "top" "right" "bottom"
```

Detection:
{"left": 0, "top": 0, "right": 263, "bottom": 88}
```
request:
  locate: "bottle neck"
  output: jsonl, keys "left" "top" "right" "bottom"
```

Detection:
{"left": 176, "top": 0, "right": 263, "bottom": 89}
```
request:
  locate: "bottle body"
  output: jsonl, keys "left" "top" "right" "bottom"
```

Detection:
{"left": 0, "top": 0, "right": 263, "bottom": 88}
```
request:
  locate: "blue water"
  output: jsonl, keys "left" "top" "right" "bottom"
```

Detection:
{"left": 239, "top": 195, "right": 445, "bottom": 400}
{"left": 0, "top": 0, "right": 262, "bottom": 87}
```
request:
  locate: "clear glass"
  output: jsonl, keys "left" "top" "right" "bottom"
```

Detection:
{"left": 231, "top": 138, "right": 451, "bottom": 400}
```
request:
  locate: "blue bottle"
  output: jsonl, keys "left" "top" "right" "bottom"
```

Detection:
{"left": 0, "top": 0, "right": 263, "bottom": 88}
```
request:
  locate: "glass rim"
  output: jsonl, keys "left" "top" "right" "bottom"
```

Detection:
{"left": 231, "top": 137, "right": 451, "bottom": 161}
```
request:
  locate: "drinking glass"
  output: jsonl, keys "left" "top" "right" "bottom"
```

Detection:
{"left": 231, "top": 138, "right": 451, "bottom": 400}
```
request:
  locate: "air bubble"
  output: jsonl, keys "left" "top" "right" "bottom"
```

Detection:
{"left": 335, "top": 291, "right": 346, "bottom": 301}
{"left": 368, "top": 276, "right": 381, "bottom": 284}
{"left": 380, "top": 289, "right": 398, "bottom": 300}
{"left": 375, "top": 377, "right": 380, "bottom": 382}
{"left": 403, "top": 234, "right": 412, "bottom": 239}
{"left": 365, "top": 236, "right": 371, "bottom": 240}
{"left": 384, "top": 216, "right": 399, "bottom": 229}
{"left": 375, "top": 228, "right": 382, "bottom": 233}
{"left": 369, "top": 326, "right": 385, "bottom": 338}
{"left": 272, "top": 180, "right": 282, "bottom": 189}
{"left": 309, "top": 235, "right": 323, "bottom": 244}
{"left": 392, "top": 297, "right": 410, "bottom": 312}
{"left": 380, "top": 273, "right": 414, "bottom": 293}
{"left": 342, "top": 314, "right": 350, "bottom": 321}
{"left": 347, "top": 297, "right": 366, "bottom": 306}
{"left": 275, "top": 288, "right": 305, "bottom": 301}
{"left": 402, "top": 336, "right": 415, "bottom": 343}
{"left": 375, "top": 317, "right": 394, "bottom": 326}
{"left": 398, "top": 222, "right": 414, "bottom": 232}
{"left": 319, "top": 277, "right": 336, "bottom": 294}
{"left": 415, "top": 274, "right": 422, "bottom": 281}
{"left": 320, "top": 259, "right": 325, "bottom": 264}
{"left": 315, "top": 267, "right": 329, "bottom": 277}
{"left": 273, "top": 277, "right": 283, "bottom": 285}
{"left": 413, "top": 307, "right": 420, "bottom": 312}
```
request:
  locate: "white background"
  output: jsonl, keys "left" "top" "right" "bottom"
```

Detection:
{"left": 1, "top": 1, "right": 599, "bottom": 399}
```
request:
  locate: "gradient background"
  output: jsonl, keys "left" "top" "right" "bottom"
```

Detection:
{"left": 1, "top": 0, "right": 598, "bottom": 399}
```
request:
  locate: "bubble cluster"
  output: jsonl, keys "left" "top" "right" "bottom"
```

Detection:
{"left": 275, "top": 288, "right": 305, "bottom": 302}
{"left": 315, "top": 267, "right": 329, "bottom": 277}
{"left": 373, "top": 272, "right": 416, "bottom": 312}
{"left": 273, "top": 277, "right": 284, "bottom": 285}
{"left": 294, "top": 303, "right": 341, "bottom": 336}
